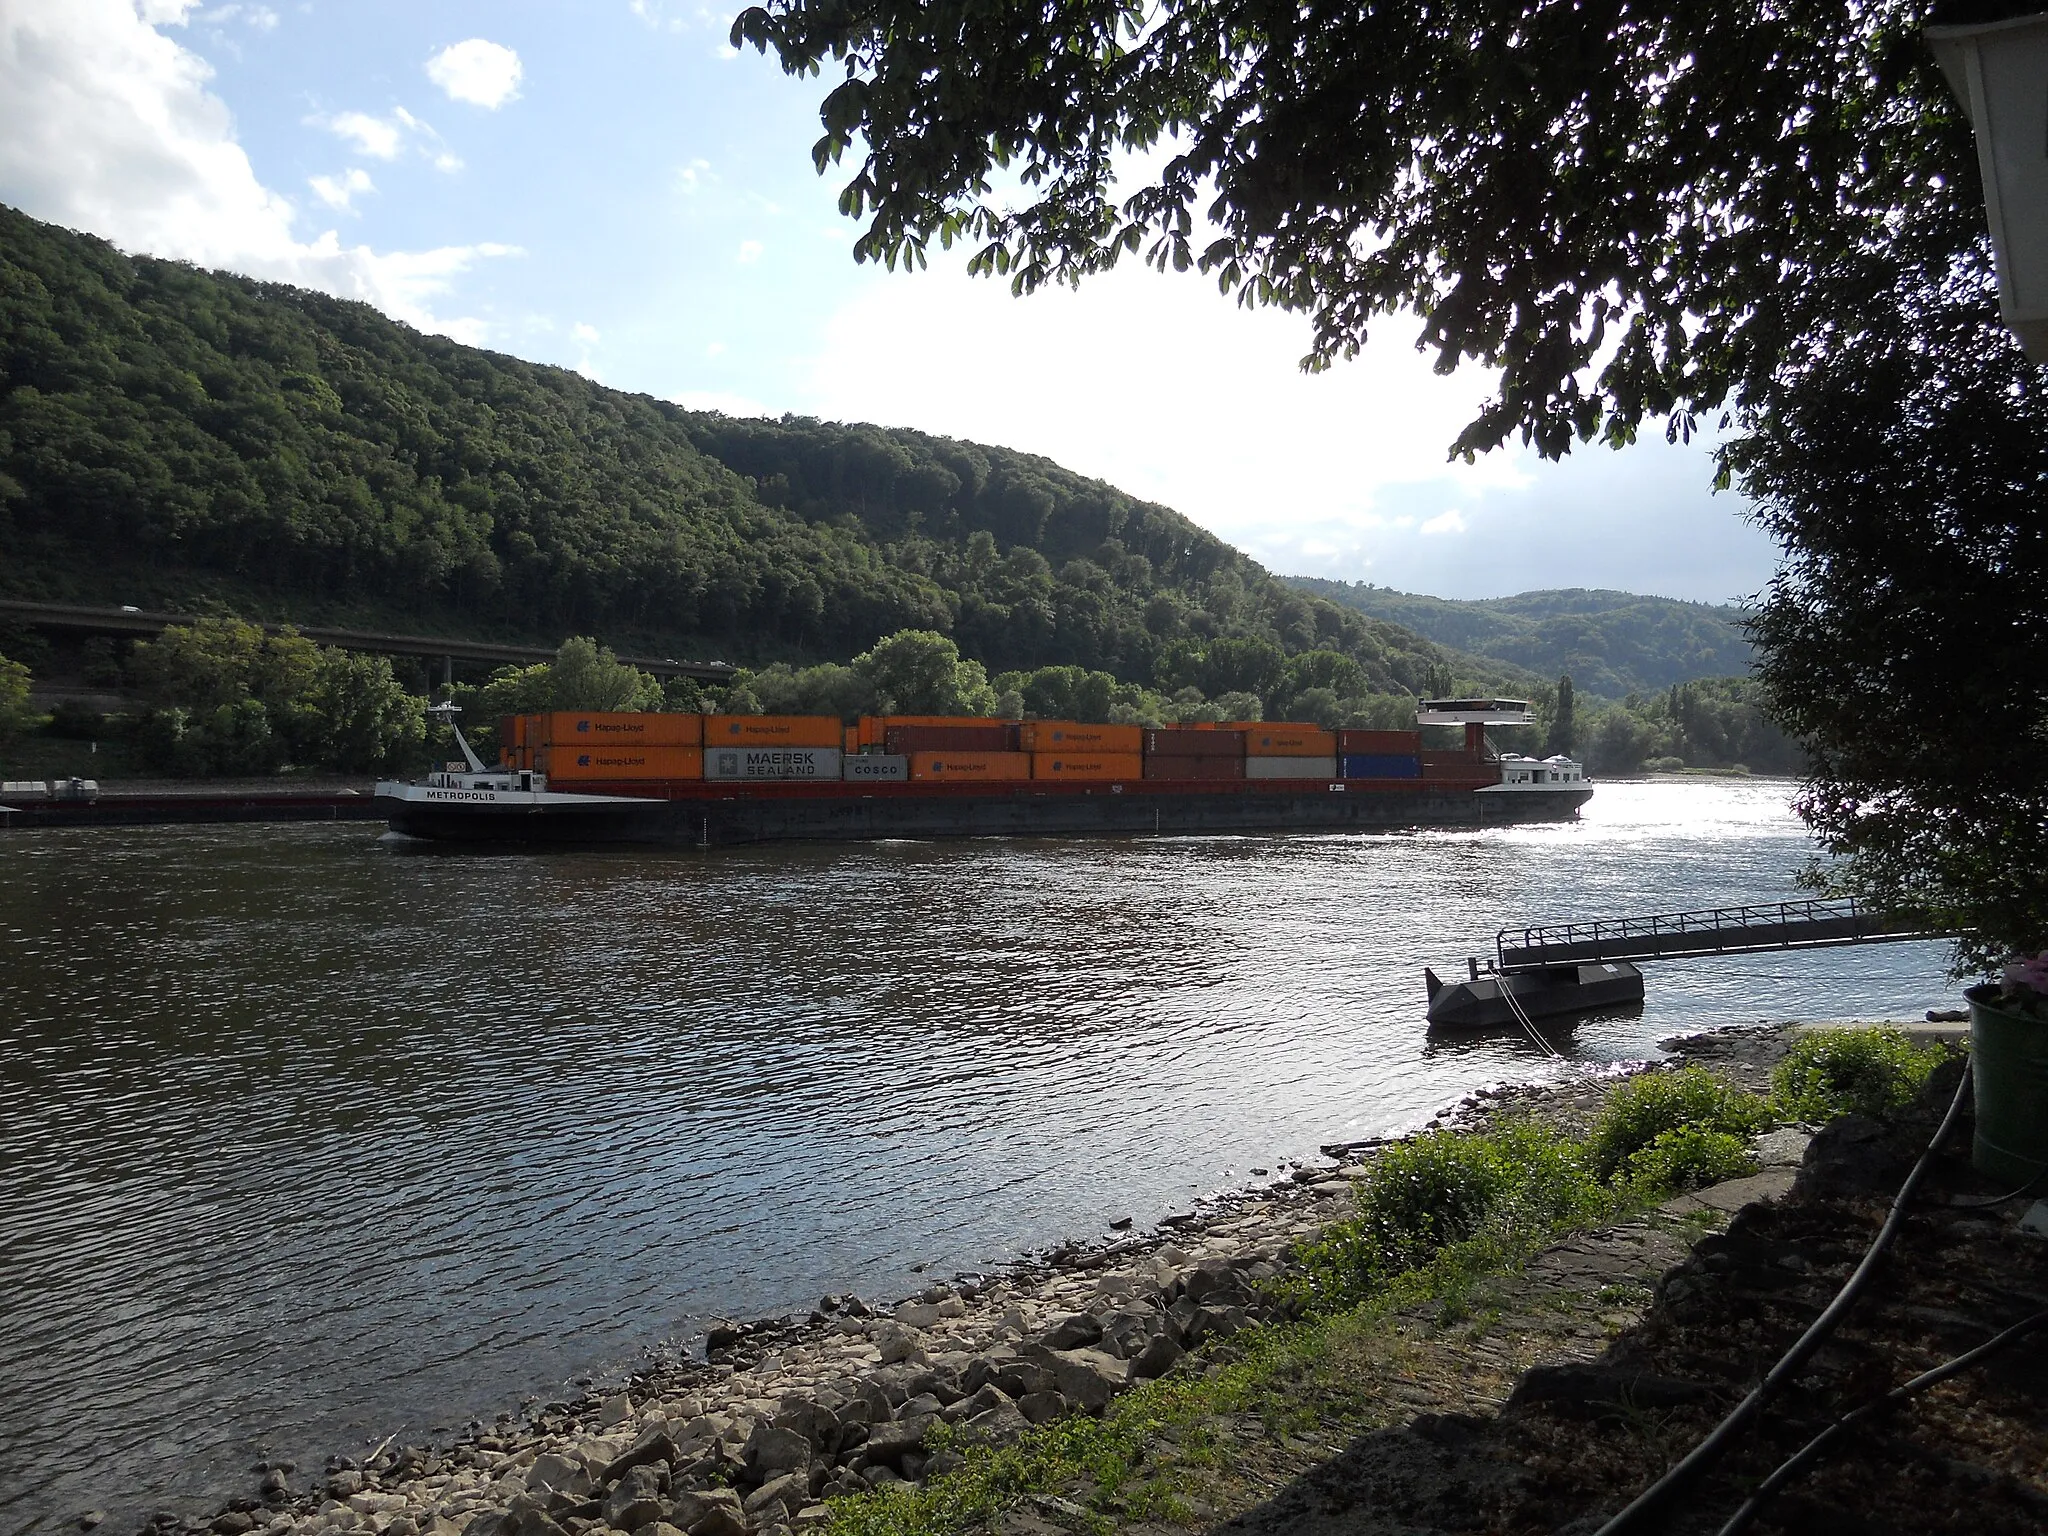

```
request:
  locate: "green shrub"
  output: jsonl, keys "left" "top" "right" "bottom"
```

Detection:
{"left": 1618, "top": 1126, "right": 1758, "bottom": 1196}
{"left": 1772, "top": 1026, "right": 1945, "bottom": 1123}
{"left": 1295, "top": 1122, "right": 1601, "bottom": 1310}
{"left": 1585, "top": 1067, "right": 1771, "bottom": 1185}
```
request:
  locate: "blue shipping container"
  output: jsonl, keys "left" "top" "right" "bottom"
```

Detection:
{"left": 1341, "top": 753, "right": 1422, "bottom": 779}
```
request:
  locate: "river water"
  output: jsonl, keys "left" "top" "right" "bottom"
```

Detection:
{"left": 0, "top": 780, "right": 1955, "bottom": 1531}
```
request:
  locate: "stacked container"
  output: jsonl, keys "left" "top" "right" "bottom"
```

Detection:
{"left": 884, "top": 722, "right": 1016, "bottom": 754}
{"left": 1019, "top": 722, "right": 1142, "bottom": 781}
{"left": 531, "top": 711, "right": 705, "bottom": 780}
{"left": 1142, "top": 727, "right": 1245, "bottom": 781}
{"left": 1243, "top": 724, "right": 1338, "bottom": 780}
{"left": 907, "top": 751, "right": 1033, "bottom": 781}
{"left": 1338, "top": 728, "right": 1423, "bottom": 780}
{"left": 703, "top": 715, "right": 842, "bottom": 781}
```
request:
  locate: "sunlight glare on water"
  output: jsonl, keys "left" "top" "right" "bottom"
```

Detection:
{"left": 0, "top": 780, "right": 1952, "bottom": 1528}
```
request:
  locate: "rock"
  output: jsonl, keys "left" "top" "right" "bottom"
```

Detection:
{"left": 1751, "top": 1126, "right": 1814, "bottom": 1167}
{"left": 604, "top": 1465, "right": 669, "bottom": 1532}
{"left": 1015, "top": 1391, "right": 1067, "bottom": 1425}
{"left": 668, "top": 1490, "right": 743, "bottom": 1530}
{"left": 743, "top": 1424, "right": 813, "bottom": 1478}
{"left": 599, "top": 1426, "right": 679, "bottom": 1484}
{"left": 936, "top": 1298, "right": 967, "bottom": 1319}
{"left": 210, "top": 1514, "right": 255, "bottom": 1536}
{"left": 893, "top": 1302, "right": 943, "bottom": 1330}
{"left": 327, "top": 1473, "right": 364, "bottom": 1499}
{"left": 599, "top": 1392, "right": 635, "bottom": 1429}
{"left": 257, "top": 1469, "right": 291, "bottom": 1501}
{"left": 995, "top": 1360, "right": 1057, "bottom": 1399}
{"left": 1045, "top": 1348, "right": 1126, "bottom": 1413}
{"left": 633, "top": 1524, "right": 688, "bottom": 1536}
{"left": 873, "top": 1323, "right": 929, "bottom": 1367}
{"left": 898, "top": 1392, "right": 946, "bottom": 1421}
{"left": 516, "top": 1454, "right": 582, "bottom": 1501}
{"left": 1035, "top": 1313, "right": 1103, "bottom": 1350}
{"left": 1109, "top": 1216, "right": 1133, "bottom": 1230}
{"left": 1164, "top": 1295, "right": 1202, "bottom": 1344}
{"left": 1128, "top": 1333, "right": 1184, "bottom": 1381}
{"left": 772, "top": 1398, "right": 840, "bottom": 1453}
{"left": 742, "top": 1473, "right": 804, "bottom": 1518}
{"left": 76, "top": 1513, "right": 106, "bottom": 1532}
{"left": 964, "top": 1400, "right": 1033, "bottom": 1445}
{"left": 1097, "top": 1310, "right": 1154, "bottom": 1359}
{"left": 943, "top": 1383, "right": 1016, "bottom": 1423}
{"left": 923, "top": 1450, "right": 967, "bottom": 1479}
{"left": 858, "top": 1411, "right": 938, "bottom": 1465}
{"left": 685, "top": 1508, "right": 749, "bottom": 1536}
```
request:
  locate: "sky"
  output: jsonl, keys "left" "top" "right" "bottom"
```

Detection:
{"left": 0, "top": 0, "right": 1783, "bottom": 604}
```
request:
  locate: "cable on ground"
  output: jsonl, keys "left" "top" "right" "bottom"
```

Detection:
{"left": 1590, "top": 1058, "right": 1975, "bottom": 1535}
{"left": 1713, "top": 1303, "right": 2048, "bottom": 1536}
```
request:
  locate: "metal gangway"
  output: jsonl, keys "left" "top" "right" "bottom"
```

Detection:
{"left": 1496, "top": 897, "right": 1949, "bottom": 973}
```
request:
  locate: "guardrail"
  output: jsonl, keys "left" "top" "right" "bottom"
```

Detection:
{"left": 1496, "top": 897, "right": 1951, "bottom": 972}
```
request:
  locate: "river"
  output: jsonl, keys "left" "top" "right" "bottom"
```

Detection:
{"left": 0, "top": 779, "right": 1954, "bottom": 1532}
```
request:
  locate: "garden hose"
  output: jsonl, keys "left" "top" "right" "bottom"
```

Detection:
{"left": 1713, "top": 1303, "right": 2048, "bottom": 1536}
{"left": 1591, "top": 1058, "right": 1975, "bottom": 1535}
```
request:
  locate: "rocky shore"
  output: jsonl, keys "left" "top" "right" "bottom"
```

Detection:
{"left": 108, "top": 1022, "right": 1901, "bottom": 1536}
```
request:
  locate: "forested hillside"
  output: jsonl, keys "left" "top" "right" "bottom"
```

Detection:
{"left": 0, "top": 202, "right": 1542, "bottom": 718}
{"left": 1287, "top": 579, "right": 1754, "bottom": 698}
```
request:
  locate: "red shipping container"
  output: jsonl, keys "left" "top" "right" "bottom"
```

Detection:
{"left": 1143, "top": 728, "right": 1244, "bottom": 758}
{"left": 1141, "top": 755, "right": 1247, "bottom": 780}
{"left": 1338, "top": 729, "right": 1423, "bottom": 755}
{"left": 885, "top": 724, "right": 1016, "bottom": 753}
{"left": 1420, "top": 751, "right": 1482, "bottom": 777}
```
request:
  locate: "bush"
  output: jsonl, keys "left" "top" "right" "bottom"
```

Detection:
{"left": 1617, "top": 1126, "right": 1758, "bottom": 1196}
{"left": 1585, "top": 1067, "right": 1771, "bottom": 1185}
{"left": 1295, "top": 1122, "right": 1601, "bottom": 1310}
{"left": 1772, "top": 1026, "right": 1945, "bottom": 1124}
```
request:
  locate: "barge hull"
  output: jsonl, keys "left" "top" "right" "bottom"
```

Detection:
{"left": 378, "top": 780, "right": 1592, "bottom": 847}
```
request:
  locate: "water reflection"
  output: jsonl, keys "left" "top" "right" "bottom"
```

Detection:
{"left": 0, "top": 781, "right": 1952, "bottom": 1529}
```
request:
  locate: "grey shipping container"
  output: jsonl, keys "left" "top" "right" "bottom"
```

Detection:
{"left": 703, "top": 746, "right": 843, "bottom": 781}
{"left": 1243, "top": 756, "right": 1338, "bottom": 780}
{"left": 843, "top": 754, "right": 909, "bottom": 782}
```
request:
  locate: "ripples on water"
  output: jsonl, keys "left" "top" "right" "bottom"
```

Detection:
{"left": 0, "top": 780, "right": 1954, "bottom": 1529}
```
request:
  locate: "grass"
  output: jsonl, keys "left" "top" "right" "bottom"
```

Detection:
{"left": 821, "top": 1042, "right": 1950, "bottom": 1536}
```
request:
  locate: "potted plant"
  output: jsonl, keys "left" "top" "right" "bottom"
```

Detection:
{"left": 1965, "top": 953, "right": 2048, "bottom": 1186}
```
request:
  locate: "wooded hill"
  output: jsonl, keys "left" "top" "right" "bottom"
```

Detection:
{"left": 1287, "top": 580, "right": 1754, "bottom": 700}
{"left": 0, "top": 202, "right": 1538, "bottom": 714}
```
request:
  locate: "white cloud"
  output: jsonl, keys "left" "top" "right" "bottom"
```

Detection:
{"left": 572, "top": 322, "right": 600, "bottom": 343}
{"left": 323, "top": 109, "right": 402, "bottom": 159}
{"left": 196, "top": 4, "right": 277, "bottom": 28}
{"left": 0, "top": 0, "right": 513, "bottom": 342}
{"left": 673, "top": 157, "right": 710, "bottom": 195}
{"left": 308, "top": 166, "right": 373, "bottom": 212}
{"left": 1418, "top": 508, "right": 1468, "bottom": 537}
{"left": 704, "top": 340, "right": 727, "bottom": 358}
{"left": 426, "top": 38, "right": 523, "bottom": 109}
{"left": 736, "top": 238, "right": 763, "bottom": 264}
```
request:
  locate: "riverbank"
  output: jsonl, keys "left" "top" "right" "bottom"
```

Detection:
{"left": 112, "top": 1019, "right": 2000, "bottom": 1536}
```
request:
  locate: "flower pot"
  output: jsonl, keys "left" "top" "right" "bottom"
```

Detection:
{"left": 1964, "top": 982, "right": 2048, "bottom": 1186}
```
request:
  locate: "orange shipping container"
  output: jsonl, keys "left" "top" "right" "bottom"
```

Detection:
{"left": 907, "top": 751, "right": 1032, "bottom": 782}
{"left": 704, "top": 714, "right": 842, "bottom": 748}
{"left": 543, "top": 745, "right": 703, "bottom": 780}
{"left": 534, "top": 711, "right": 703, "bottom": 747}
{"left": 1031, "top": 752, "right": 1144, "bottom": 781}
{"left": 843, "top": 725, "right": 860, "bottom": 754}
{"left": 1015, "top": 722, "right": 1144, "bottom": 754}
{"left": 1245, "top": 725, "right": 1337, "bottom": 756}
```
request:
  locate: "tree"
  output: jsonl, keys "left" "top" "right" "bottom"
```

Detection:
{"left": 852, "top": 629, "right": 998, "bottom": 714}
{"left": 1547, "top": 676, "right": 1576, "bottom": 759}
{"left": 0, "top": 651, "right": 32, "bottom": 745}
{"left": 731, "top": 0, "right": 1984, "bottom": 459}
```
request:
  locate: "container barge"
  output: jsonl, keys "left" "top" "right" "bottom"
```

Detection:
{"left": 377, "top": 698, "right": 1590, "bottom": 848}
